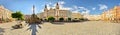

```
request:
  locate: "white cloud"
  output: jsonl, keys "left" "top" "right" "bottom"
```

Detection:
{"left": 119, "top": 3, "right": 120, "bottom": 5}
{"left": 78, "top": 6, "right": 90, "bottom": 15}
{"left": 41, "top": 1, "right": 90, "bottom": 15}
{"left": 71, "top": 6, "right": 79, "bottom": 13}
{"left": 57, "top": 1, "right": 71, "bottom": 10}
{"left": 71, "top": 6, "right": 90, "bottom": 15}
{"left": 79, "top": 7, "right": 84, "bottom": 9}
{"left": 58, "top": 1, "right": 65, "bottom": 5}
{"left": 92, "top": 7, "right": 96, "bottom": 10}
{"left": 47, "top": 4, "right": 51, "bottom": 10}
{"left": 99, "top": 4, "right": 108, "bottom": 10}
{"left": 81, "top": 10, "right": 90, "bottom": 15}
{"left": 53, "top": 1, "right": 65, "bottom": 7}
{"left": 72, "top": 10, "right": 79, "bottom": 13}
{"left": 60, "top": 7, "right": 72, "bottom": 10}
{"left": 41, "top": 1, "right": 71, "bottom": 10}
{"left": 40, "top": 9, "right": 44, "bottom": 12}
{"left": 58, "top": 1, "right": 71, "bottom": 10}
{"left": 74, "top": 5, "right": 78, "bottom": 9}
{"left": 78, "top": 7, "right": 88, "bottom": 10}
{"left": 46, "top": 2, "right": 53, "bottom": 10}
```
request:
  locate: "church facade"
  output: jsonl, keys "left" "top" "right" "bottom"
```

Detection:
{"left": 37, "top": 3, "right": 83, "bottom": 20}
{"left": 37, "top": 3, "right": 71, "bottom": 20}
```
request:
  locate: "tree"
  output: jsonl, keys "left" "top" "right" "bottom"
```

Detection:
{"left": 79, "top": 18, "right": 84, "bottom": 21}
{"left": 67, "top": 18, "right": 71, "bottom": 21}
{"left": 74, "top": 18, "right": 77, "bottom": 19}
{"left": 12, "top": 11, "right": 24, "bottom": 20}
{"left": 84, "top": 18, "right": 88, "bottom": 21}
{"left": 48, "top": 17, "right": 55, "bottom": 22}
{"left": 59, "top": 17, "right": 64, "bottom": 21}
{"left": 39, "top": 18, "right": 43, "bottom": 21}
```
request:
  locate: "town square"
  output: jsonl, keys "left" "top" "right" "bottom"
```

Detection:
{"left": 0, "top": 0, "right": 120, "bottom": 35}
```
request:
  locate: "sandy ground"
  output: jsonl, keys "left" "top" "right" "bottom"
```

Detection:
{"left": 0, "top": 21, "right": 120, "bottom": 35}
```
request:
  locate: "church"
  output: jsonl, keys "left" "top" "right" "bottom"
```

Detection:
{"left": 37, "top": 3, "right": 71, "bottom": 20}
{"left": 37, "top": 3, "right": 83, "bottom": 20}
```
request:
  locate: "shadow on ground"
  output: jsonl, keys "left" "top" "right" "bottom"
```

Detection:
{"left": 51, "top": 22, "right": 64, "bottom": 25}
{"left": 26, "top": 23, "right": 42, "bottom": 35}
{"left": 0, "top": 27, "right": 5, "bottom": 35}
{"left": 50, "top": 21, "right": 88, "bottom": 24}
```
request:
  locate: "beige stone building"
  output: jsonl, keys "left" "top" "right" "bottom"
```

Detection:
{"left": 101, "top": 11, "right": 110, "bottom": 21}
{"left": 71, "top": 13, "right": 83, "bottom": 20}
{"left": 88, "top": 15, "right": 101, "bottom": 21}
{"left": 0, "top": 5, "right": 13, "bottom": 22}
{"left": 101, "top": 6, "right": 120, "bottom": 22}
{"left": 37, "top": 3, "right": 83, "bottom": 20}
{"left": 37, "top": 3, "right": 71, "bottom": 20}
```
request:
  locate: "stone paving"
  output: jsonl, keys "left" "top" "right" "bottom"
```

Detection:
{"left": 0, "top": 21, "right": 120, "bottom": 35}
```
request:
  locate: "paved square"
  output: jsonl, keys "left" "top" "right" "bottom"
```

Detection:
{"left": 0, "top": 21, "right": 120, "bottom": 35}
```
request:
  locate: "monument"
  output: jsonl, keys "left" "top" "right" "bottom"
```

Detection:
{"left": 27, "top": 5, "right": 42, "bottom": 24}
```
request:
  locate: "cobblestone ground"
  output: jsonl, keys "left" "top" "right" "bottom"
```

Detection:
{"left": 0, "top": 21, "right": 120, "bottom": 35}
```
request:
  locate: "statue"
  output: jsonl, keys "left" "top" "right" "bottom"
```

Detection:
{"left": 27, "top": 5, "right": 43, "bottom": 24}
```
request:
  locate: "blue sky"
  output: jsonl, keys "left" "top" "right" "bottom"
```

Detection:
{"left": 0, "top": 0, "right": 120, "bottom": 15}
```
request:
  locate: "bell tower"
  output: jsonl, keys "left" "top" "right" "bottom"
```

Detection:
{"left": 55, "top": 2, "right": 60, "bottom": 20}
{"left": 44, "top": 5, "right": 48, "bottom": 12}
{"left": 44, "top": 5, "right": 48, "bottom": 18}
{"left": 56, "top": 2, "right": 59, "bottom": 9}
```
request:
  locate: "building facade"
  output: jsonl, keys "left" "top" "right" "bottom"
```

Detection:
{"left": 71, "top": 13, "right": 83, "bottom": 20}
{"left": 37, "top": 3, "right": 83, "bottom": 20}
{"left": 101, "top": 6, "right": 120, "bottom": 22}
{"left": 0, "top": 5, "right": 13, "bottom": 22}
